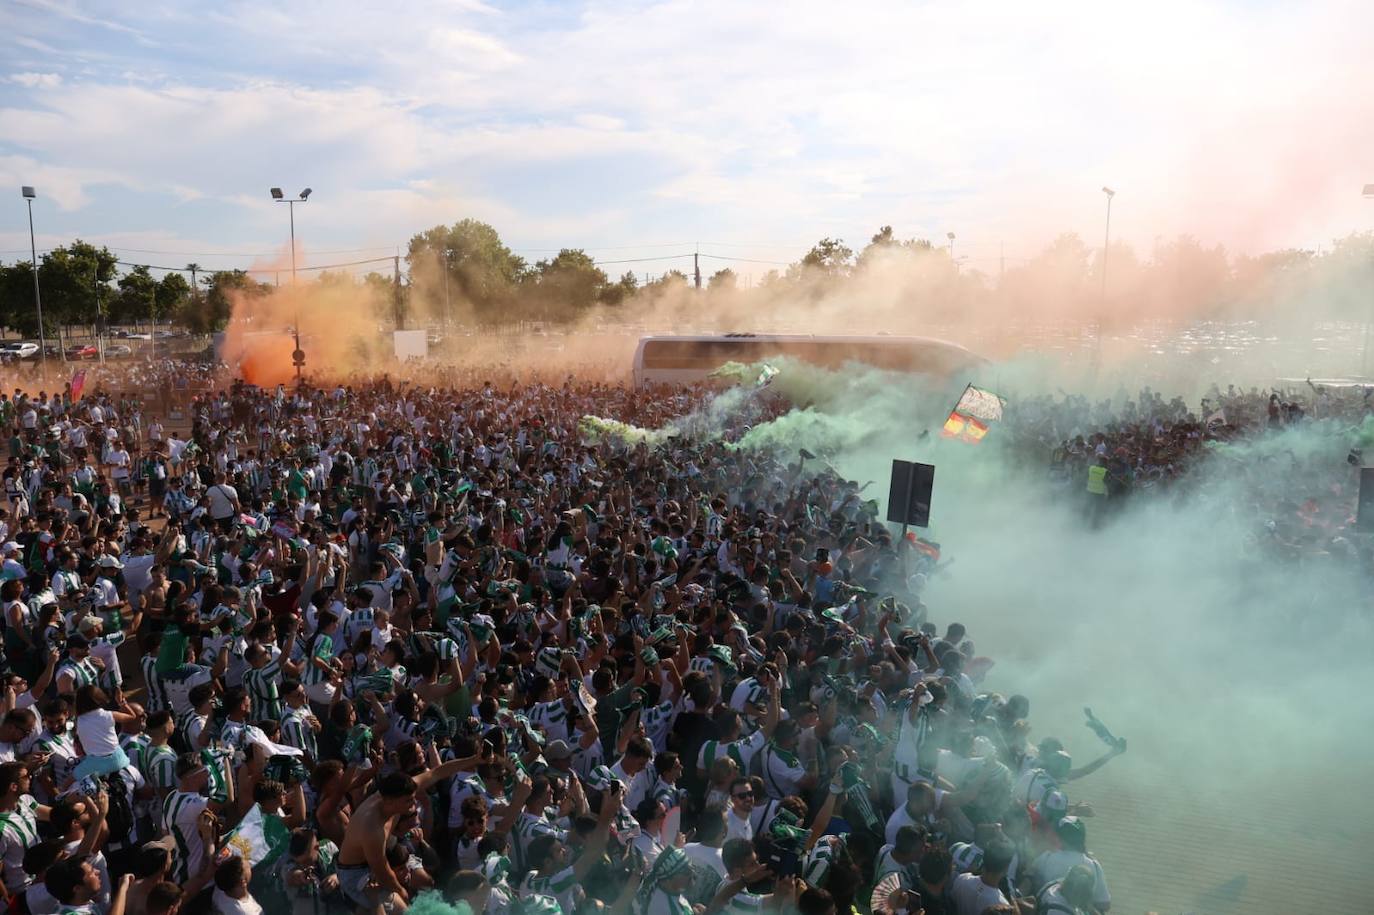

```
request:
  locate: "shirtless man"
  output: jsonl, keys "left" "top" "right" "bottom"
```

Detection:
{"left": 336, "top": 751, "right": 484, "bottom": 914}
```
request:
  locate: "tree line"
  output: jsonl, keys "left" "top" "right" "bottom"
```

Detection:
{"left": 0, "top": 240, "right": 270, "bottom": 338}
{"left": 2, "top": 222, "right": 1371, "bottom": 337}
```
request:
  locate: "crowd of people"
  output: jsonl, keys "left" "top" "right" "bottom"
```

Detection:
{"left": 2, "top": 353, "right": 1291, "bottom": 915}
{"left": 1004, "top": 380, "right": 1374, "bottom": 547}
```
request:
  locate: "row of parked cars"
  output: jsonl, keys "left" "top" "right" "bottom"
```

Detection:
{"left": 0, "top": 341, "right": 136, "bottom": 361}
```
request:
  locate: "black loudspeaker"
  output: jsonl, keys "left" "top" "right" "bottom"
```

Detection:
{"left": 887, "top": 459, "right": 935, "bottom": 527}
{"left": 1358, "top": 468, "right": 1374, "bottom": 532}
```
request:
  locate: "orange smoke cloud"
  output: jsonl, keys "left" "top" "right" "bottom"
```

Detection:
{"left": 219, "top": 246, "right": 394, "bottom": 387}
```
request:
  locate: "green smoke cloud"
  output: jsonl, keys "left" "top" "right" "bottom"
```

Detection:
{"left": 626, "top": 359, "right": 1374, "bottom": 914}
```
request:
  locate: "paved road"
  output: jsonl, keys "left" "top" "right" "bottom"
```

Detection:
{"left": 1083, "top": 759, "right": 1367, "bottom": 914}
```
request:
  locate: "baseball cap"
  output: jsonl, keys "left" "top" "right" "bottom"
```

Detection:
{"left": 1056, "top": 816, "right": 1086, "bottom": 842}
{"left": 545, "top": 740, "right": 573, "bottom": 762}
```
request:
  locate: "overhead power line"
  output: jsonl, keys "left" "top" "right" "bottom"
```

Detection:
{"left": 116, "top": 255, "right": 396, "bottom": 274}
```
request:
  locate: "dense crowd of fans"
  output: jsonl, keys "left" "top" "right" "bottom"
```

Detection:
{"left": 1, "top": 353, "right": 1359, "bottom": 915}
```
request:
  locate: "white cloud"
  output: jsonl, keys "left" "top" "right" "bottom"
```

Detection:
{"left": 0, "top": 0, "right": 1370, "bottom": 260}
{"left": 8, "top": 72, "right": 62, "bottom": 89}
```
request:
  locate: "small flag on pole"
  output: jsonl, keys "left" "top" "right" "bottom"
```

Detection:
{"left": 941, "top": 411, "right": 989, "bottom": 444}
{"left": 70, "top": 370, "right": 86, "bottom": 401}
{"left": 953, "top": 384, "right": 1005, "bottom": 422}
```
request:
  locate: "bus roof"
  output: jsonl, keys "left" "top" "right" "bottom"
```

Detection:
{"left": 636, "top": 332, "right": 980, "bottom": 352}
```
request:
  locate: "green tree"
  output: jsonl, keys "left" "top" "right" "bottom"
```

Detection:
{"left": 361, "top": 271, "right": 397, "bottom": 323}
{"left": 154, "top": 272, "right": 191, "bottom": 322}
{"left": 707, "top": 268, "right": 737, "bottom": 291}
{"left": 856, "top": 227, "right": 935, "bottom": 271}
{"left": 406, "top": 219, "right": 527, "bottom": 321}
{"left": 37, "top": 241, "right": 118, "bottom": 331}
{"left": 0, "top": 262, "right": 44, "bottom": 337}
{"left": 111, "top": 265, "right": 158, "bottom": 325}
{"left": 182, "top": 270, "right": 265, "bottom": 334}
{"left": 530, "top": 249, "right": 607, "bottom": 315}
{"left": 599, "top": 271, "right": 639, "bottom": 306}
{"left": 1145, "top": 235, "right": 1231, "bottom": 318}
{"left": 793, "top": 238, "right": 854, "bottom": 279}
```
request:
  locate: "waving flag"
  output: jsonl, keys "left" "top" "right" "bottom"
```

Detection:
{"left": 70, "top": 370, "right": 87, "bottom": 401}
{"left": 222, "top": 802, "right": 289, "bottom": 868}
{"left": 954, "top": 384, "right": 1005, "bottom": 422}
{"left": 756, "top": 363, "right": 780, "bottom": 388}
{"left": 941, "top": 411, "right": 989, "bottom": 444}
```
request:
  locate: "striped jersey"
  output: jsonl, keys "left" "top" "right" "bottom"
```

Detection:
{"left": 0, "top": 795, "right": 40, "bottom": 891}
{"left": 300, "top": 634, "right": 334, "bottom": 686}
{"left": 176, "top": 709, "right": 207, "bottom": 751}
{"left": 140, "top": 654, "right": 171, "bottom": 712}
{"left": 163, "top": 789, "right": 209, "bottom": 882}
{"left": 527, "top": 700, "right": 571, "bottom": 744}
{"left": 519, "top": 866, "right": 579, "bottom": 915}
{"left": 141, "top": 744, "right": 178, "bottom": 791}
{"left": 56, "top": 657, "right": 100, "bottom": 692}
{"left": 34, "top": 729, "right": 79, "bottom": 791}
{"left": 244, "top": 656, "right": 283, "bottom": 721}
{"left": 280, "top": 707, "right": 318, "bottom": 760}
{"left": 511, "top": 811, "right": 566, "bottom": 873}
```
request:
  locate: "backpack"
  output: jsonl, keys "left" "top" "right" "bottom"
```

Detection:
{"left": 104, "top": 771, "right": 136, "bottom": 842}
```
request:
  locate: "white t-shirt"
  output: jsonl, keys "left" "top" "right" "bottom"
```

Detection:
{"left": 683, "top": 842, "right": 726, "bottom": 878}
{"left": 108, "top": 450, "right": 130, "bottom": 480}
{"left": 206, "top": 484, "right": 238, "bottom": 520}
{"left": 121, "top": 553, "right": 157, "bottom": 596}
{"left": 75, "top": 709, "right": 119, "bottom": 756}
{"left": 725, "top": 807, "right": 753, "bottom": 842}
{"left": 609, "top": 760, "right": 653, "bottom": 812}
{"left": 213, "top": 888, "right": 264, "bottom": 915}
{"left": 950, "top": 873, "right": 1008, "bottom": 915}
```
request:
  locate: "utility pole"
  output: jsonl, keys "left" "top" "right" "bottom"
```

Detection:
{"left": 442, "top": 249, "right": 451, "bottom": 320}
{"left": 394, "top": 255, "right": 404, "bottom": 329}
{"left": 94, "top": 269, "right": 105, "bottom": 365}
{"left": 694, "top": 250, "right": 701, "bottom": 289}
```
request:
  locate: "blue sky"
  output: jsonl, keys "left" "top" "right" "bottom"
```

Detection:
{"left": 1, "top": 0, "right": 1371, "bottom": 283}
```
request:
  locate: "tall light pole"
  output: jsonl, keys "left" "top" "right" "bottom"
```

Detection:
{"left": 270, "top": 187, "right": 311, "bottom": 384}
{"left": 20, "top": 187, "right": 46, "bottom": 369}
{"left": 1095, "top": 186, "right": 1116, "bottom": 371}
{"left": 946, "top": 231, "right": 956, "bottom": 264}
{"left": 1362, "top": 185, "right": 1374, "bottom": 376}
{"left": 270, "top": 187, "right": 311, "bottom": 284}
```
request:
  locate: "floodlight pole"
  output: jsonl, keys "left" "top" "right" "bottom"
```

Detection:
{"left": 272, "top": 188, "right": 310, "bottom": 385}
{"left": 22, "top": 189, "right": 46, "bottom": 369}
{"left": 1095, "top": 187, "right": 1115, "bottom": 374}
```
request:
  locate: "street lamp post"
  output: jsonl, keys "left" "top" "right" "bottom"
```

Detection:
{"left": 1095, "top": 187, "right": 1116, "bottom": 372}
{"left": 20, "top": 187, "right": 46, "bottom": 369}
{"left": 270, "top": 187, "right": 311, "bottom": 384}
{"left": 1363, "top": 184, "right": 1374, "bottom": 376}
{"left": 946, "top": 231, "right": 956, "bottom": 264}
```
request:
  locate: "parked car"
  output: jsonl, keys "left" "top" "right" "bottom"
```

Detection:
{"left": 65, "top": 344, "right": 98, "bottom": 361}
{"left": 104, "top": 344, "right": 133, "bottom": 359}
{"left": 0, "top": 342, "right": 39, "bottom": 359}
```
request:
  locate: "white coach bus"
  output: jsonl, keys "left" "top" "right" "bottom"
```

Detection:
{"left": 632, "top": 333, "right": 986, "bottom": 387}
